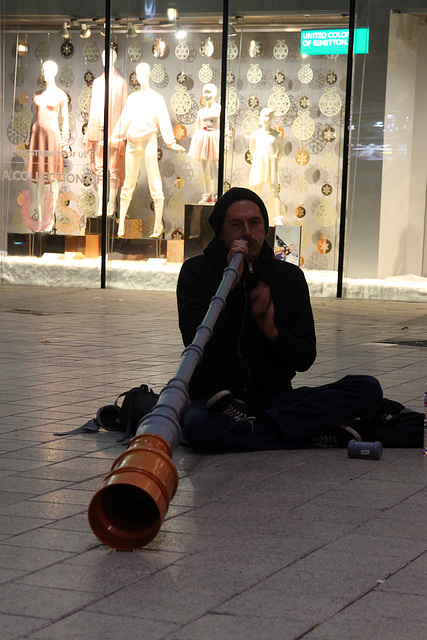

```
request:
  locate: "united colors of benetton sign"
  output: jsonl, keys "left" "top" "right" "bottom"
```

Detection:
{"left": 301, "top": 28, "right": 369, "bottom": 55}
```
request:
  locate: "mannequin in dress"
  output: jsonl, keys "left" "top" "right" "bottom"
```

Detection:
{"left": 249, "top": 108, "right": 285, "bottom": 224}
{"left": 111, "top": 62, "right": 185, "bottom": 238}
{"left": 189, "top": 83, "right": 220, "bottom": 204}
{"left": 85, "top": 49, "right": 128, "bottom": 217}
{"left": 27, "top": 60, "right": 70, "bottom": 231}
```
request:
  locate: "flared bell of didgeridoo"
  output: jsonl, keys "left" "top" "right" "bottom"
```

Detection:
{"left": 88, "top": 251, "right": 245, "bottom": 549}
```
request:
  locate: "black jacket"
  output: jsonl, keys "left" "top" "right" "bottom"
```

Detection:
{"left": 177, "top": 236, "right": 317, "bottom": 399}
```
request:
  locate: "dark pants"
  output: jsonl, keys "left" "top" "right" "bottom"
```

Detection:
{"left": 181, "top": 375, "right": 383, "bottom": 452}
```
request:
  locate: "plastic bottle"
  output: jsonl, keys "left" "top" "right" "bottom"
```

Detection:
{"left": 424, "top": 384, "right": 427, "bottom": 454}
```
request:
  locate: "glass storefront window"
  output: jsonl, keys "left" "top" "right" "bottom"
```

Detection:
{"left": 344, "top": 3, "right": 427, "bottom": 300}
{"left": 1, "top": 2, "right": 426, "bottom": 301}
{"left": 105, "top": 4, "right": 225, "bottom": 288}
{"left": 224, "top": 12, "right": 349, "bottom": 293}
{"left": 1, "top": 5, "right": 107, "bottom": 286}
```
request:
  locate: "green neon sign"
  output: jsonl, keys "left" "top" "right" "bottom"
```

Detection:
{"left": 300, "top": 28, "right": 369, "bottom": 55}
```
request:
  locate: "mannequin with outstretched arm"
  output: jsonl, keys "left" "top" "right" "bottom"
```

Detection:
{"left": 27, "top": 60, "right": 70, "bottom": 231}
{"left": 111, "top": 62, "right": 184, "bottom": 238}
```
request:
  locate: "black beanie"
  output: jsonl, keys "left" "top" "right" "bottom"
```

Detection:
{"left": 208, "top": 187, "right": 269, "bottom": 235}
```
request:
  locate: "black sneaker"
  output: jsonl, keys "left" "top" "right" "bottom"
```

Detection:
{"left": 312, "top": 423, "right": 362, "bottom": 448}
{"left": 206, "top": 390, "right": 256, "bottom": 424}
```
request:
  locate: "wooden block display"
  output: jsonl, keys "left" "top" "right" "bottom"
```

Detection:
{"left": 167, "top": 240, "right": 184, "bottom": 263}
{"left": 124, "top": 219, "right": 143, "bottom": 239}
{"left": 85, "top": 235, "right": 100, "bottom": 259}
{"left": 65, "top": 236, "right": 86, "bottom": 254}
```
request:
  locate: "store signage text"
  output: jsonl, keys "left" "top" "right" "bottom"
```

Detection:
{"left": 301, "top": 28, "right": 369, "bottom": 55}
{"left": 17, "top": 149, "right": 87, "bottom": 159}
{"left": 2, "top": 170, "right": 98, "bottom": 184}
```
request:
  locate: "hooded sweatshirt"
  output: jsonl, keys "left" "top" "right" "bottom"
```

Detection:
{"left": 177, "top": 235, "right": 317, "bottom": 400}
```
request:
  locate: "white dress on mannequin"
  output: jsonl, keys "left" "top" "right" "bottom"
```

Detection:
{"left": 249, "top": 108, "right": 284, "bottom": 222}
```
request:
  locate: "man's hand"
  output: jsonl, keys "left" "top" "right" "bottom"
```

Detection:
{"left": 250, "top": 281, "right": 278, "bottom": 340}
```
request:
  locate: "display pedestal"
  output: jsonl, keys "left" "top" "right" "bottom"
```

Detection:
{"left": 85, "top": 217, "right": 118, "bottom": 236}
{"left": 109, "top": 238, "right": 167, "bottom": 259}
{"left": 167, "top": 240, "right": 184, "bottom": 263}
{"left": 85, "top": 217, "right": 166, "bottom": 259}
{"left": 7, "top": 233, "right": 66, "bottom": 257}
{"left": 184, "top": 204, "right": 214, "bottom": 260}
{"left": 64, "top": 236, "right": 86, "bottom": 254}
{"left": 7, "top": 231, "right": 180, "bottom": 262}
{"left": 84, "top": 235, "right": 100, "bottom": 259}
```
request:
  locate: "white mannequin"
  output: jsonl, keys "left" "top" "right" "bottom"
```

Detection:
{"left": 85, "top": 49, "right": 128, "bottom": 217}
{"left": 27, "top": 60, "right": 70, "bottom": 231}
{"left": 189, "top": 83, "right": 220, "bottom": 204}
{"left": 249, "top": 108, "right": 285, "bottom": 223}
{"left": 111, "top": 62, "right": 184, "bottom": 238}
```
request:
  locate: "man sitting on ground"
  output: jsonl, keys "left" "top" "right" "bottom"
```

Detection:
{"left": 176, "top": 187, "right": 384, "bottom": 451}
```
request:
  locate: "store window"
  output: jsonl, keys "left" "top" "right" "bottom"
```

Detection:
{"left": 105, "top": 4, "right": 225, "bottom": 288}
{"left": 1, "top": 2, "right": 109, "bottom": 286}
{"left": 0, "top": 4, "right": 225, "bottom": 289}
{"left": 1, "top": 5, "right": 354, "bottom": 293}
{"left": 4, "top": 3, "right": 424, "bottom": 300}
{"left": 344, "top": 3, "right": 427, "bottom": 300}
{"left": 224, "top": 12, "right": 350, "bottom": 293}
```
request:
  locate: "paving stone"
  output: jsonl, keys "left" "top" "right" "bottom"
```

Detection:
{"left": 24, "top": 611, "right": 177, "bottom": 640}
{"left": 0, "top": 544, "right": 73, "bottom": 571}
{"left": 163, "top": 611, "right": 314, "bottom": 640}
{"left": 0, "top": 613, "right": 48, "bottom": 640}
{"left": 0, "top": 581, "right": 98, "bottom": 619}
{"left": 0, "top": 514, "right": 50, "bottom": 535}
{"left": 303, "top": 615, "right": 427, "bottom": 639}
{"left": 4, "top": 527, "right": 98, "bottom": 553}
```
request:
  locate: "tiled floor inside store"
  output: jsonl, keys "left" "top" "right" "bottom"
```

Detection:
{"left": 0, "top": 286, "right": 426, "bottom": 640}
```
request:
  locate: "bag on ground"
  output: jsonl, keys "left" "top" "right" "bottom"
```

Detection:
{"left": 83, "top": 384, "right": 159, "bottom": 444}
{"left": 356, "top": 398, "right": 424, "bottom": 447}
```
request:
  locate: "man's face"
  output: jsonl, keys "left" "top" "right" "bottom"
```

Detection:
{"left": 219, "top": 200, "right": 266, "bottom": 261}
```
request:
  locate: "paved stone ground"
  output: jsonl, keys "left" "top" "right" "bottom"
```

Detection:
{"left": 0, "top": 286, "right": 426, "bottom": 640}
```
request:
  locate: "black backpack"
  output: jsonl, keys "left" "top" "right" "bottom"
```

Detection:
{"left": 55, "top": 384, "right": 159, "bottom": 444}
{"left": 354, "top": 398, "right": 424, "bottom": 448}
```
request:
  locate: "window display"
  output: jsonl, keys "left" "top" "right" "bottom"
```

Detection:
{"left": 1, "top": 17, "right": 346, "bottom": 285}
{"left": 1, "top": 6, "right": 425, "bottom": 300}
{"left": 225, "top": 29, "right": 346, "bottom": 272}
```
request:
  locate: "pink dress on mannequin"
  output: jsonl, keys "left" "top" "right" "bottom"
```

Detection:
{"left": 27, "top": 89, "right": 69, "bottom": 183}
